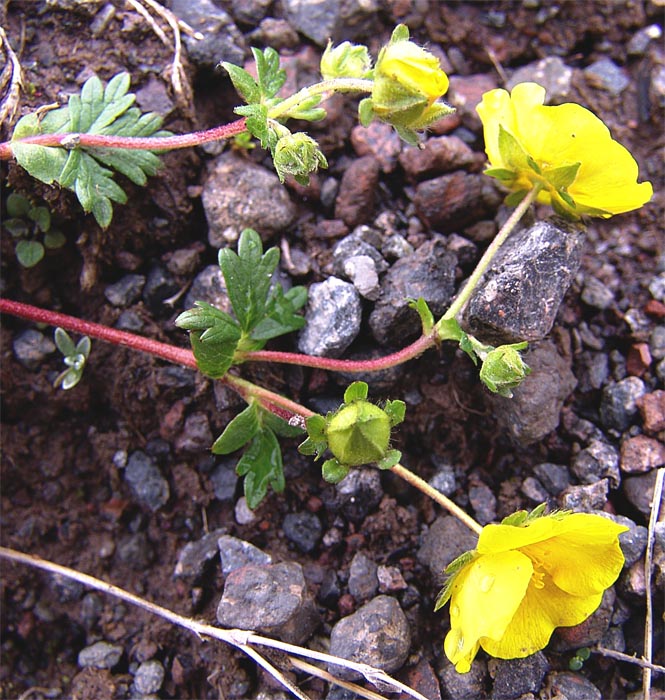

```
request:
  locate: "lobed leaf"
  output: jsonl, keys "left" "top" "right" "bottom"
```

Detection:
{"left": 212, "top": 402, "right": 260, "bottom": 454}
{"left": 236, "top": 427, "right": 285, "bottom": 509}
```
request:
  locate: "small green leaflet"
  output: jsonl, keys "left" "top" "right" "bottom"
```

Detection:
{"left": 237, "top": 428, "right": 285, "bottom": 509}
{"left": 11, "top": 73, "right": 171, "bottom": 228}
{"left": 212, "top": 402, "right": 261, "bottom": 454}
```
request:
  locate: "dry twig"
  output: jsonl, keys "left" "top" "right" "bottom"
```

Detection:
{"left": 0, "top": 26, "right": 23, "bottom": 134}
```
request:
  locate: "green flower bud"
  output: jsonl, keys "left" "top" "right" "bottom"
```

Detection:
{"left": 327, "top": 400, "right": 391, "bottom": 467}
{"left": 273, "top": 132, "right": 328, "bottom": 185}
{"left": 320, "top": 40, "right": 372, "bottom": 80}
{"left": 479, "top": 342, "right": 531, "bottom": 397}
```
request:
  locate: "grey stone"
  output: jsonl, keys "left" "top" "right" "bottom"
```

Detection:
{"left": 183, "top": 265, "right": 230, "bottom": 313}
{"left": 282, "top": 512, "right": 322, "bottom": 554}
{"left": 382, "top": 233, "right": 414, "bottom": 261}
{"left": 585, "top": 57, "right": 630, "bottom": 95}
{"left": 334, "top": 467, "right": 383, "bottom": 523}
{"left": 318, "top": 569, "right": 341, "bottom": 608}
{"left": 343, "top": 255, "right": 380, "bottom": 300}
{"left": 469, "top": 482, "right": 497, "bottom": 525}
{"left": 332, "top": 231, "right": 387, "bottom": 276}
{"left": 13, "top": 329, "right": 56, "bottom": 370}
{"left": 116, "top": 310, "right": 144, "bottom": 332}
{"left": 174, "top": 528, "right": 226, "bottom": 580}
{"left": 464, "top": 217, "right": 585, "bottom": 344}
{"left": 561, "top": 480, "right": 609, "bottom": 512}
{"left": 575, "top": 351, "right": 610, "bottom": 392}
{"left": 571, "top": 440, "right": 620, "bottom": 489}
{"left": 650, "top": 325, "right": 665, "bottom": 360}
{"left": 441, "top": 657, "right": 488, "bottom": 700}
{"left": 282, "top": 0, "right": 378, "bottom": 45}
{"left": 417, "top": 516, "right": 478, "bottom": 587}
{"left": 209, "top": 461, "right": 238, "bottom": 502}
{"left": 104, "top": 274, "right": 146, "bottom": 307}
{"left": 218, "top": 534, "right": 272, "bottom": 575}
{"left": 597, "top": 513, "right": 647, "bottom": 567}
{"left": 125, "top": 451, "right": 169, "bottom": 511}
{"left": 490, "top": 651, "right": 549, "bottom": 700}
{"left": 78, "top": 641, "right": 123, "bottom": 669}
{"left": 627, "top": 24, "right": 662, "bottom": 55}
{"left": 328, "top": 595, "right": 410, "bottom": 680}
{"left": 170, "top": 0, "right": 245, "bottom": 68}
{"left": 229, "top": 0, "right": 271, "bottom": 24}
{"left": 297, "top": 277, "right": 361, "bottom": 357}
{"left": 134, "top": 660, "right": 165, "bottom": 695}
{"left": 155, "top": 366, "right": 196, "bottom": 391}
{"left": 135, "top": 76, "right": 174, "bottom": 117}
{"left": 521, "top": 476, "right": 550, "bottom": 503}
{"left": 533, "top": 463, "right": 571, "bottom": 495}
{"left": 202, "top": 153, "right": 296, "bottom": 247}
{"left": 652, "top": 64, "right": 665, "bottom": 109}
{"left": 599, "top": 377, "right": 646, "bottom": 431}
{"left": 649, "top": 271, "right": 665, "bottom": 302}
{"left": 486, "top": 341, "right": 577, "bottom": 445}
{"left": 623, "top": 469, "right": 661, "bottom": 516}
{"left": 547, "top": 671, "right": 602, "bottom": 700}
{"left": 429, "top": 464, "right": 456, "bottom": 496}
{"left": 142, "top": 264, "right": 179, "bottom": 314}
{"left": 348, "top": 552, "right": 378, "bottom": 602}
{"left": 216, "top": 561, "right": 320, "bottom": 644}
{"left": 175, "top": 412, "right": 213, "bottom": 453}
{"left": 116, "top": 531, "right": 154, "bottom": 570}
{"left": 369, "top": 237, "right": 457, "bottom": 346}
{"left": 581, "top": 276, "right": 614, "bottom": 310}
{"left": 235, "top": 496, "right": 257, "bottom": 525}
{"left": 506, "top": 56, "right": 573, "bottom": 99}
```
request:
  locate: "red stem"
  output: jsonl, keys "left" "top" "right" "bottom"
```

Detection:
{"left": 240, "top": 333, "right": 436, "bottom": 372}
{"left": 0, "top": 118, "right": 247, "bottom": 159}
{"left": 0, "top": 298, "right": 196, "bottom": 368}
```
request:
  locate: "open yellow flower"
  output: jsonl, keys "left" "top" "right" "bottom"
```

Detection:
{"left": 437, "top": 509, "right": 628, "bottom": 673}
{"left": 476, "top": 82, "right": 653, "bottom": 218}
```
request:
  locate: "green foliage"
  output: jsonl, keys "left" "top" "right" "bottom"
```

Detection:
{"left": 4, "top": 193, "right": 66, "bottom": 268}
{"left": 53, "top": 328, "right": 91, "bottom": 390}
{"left": 175, "top": 229, "right": 307, "bottom": 379}
{"left": 210, "top": 401, "right": 302, "bottom": 509}
{"left": 500, "top": 502, "right": 548, "bottom": 527}
{"left": 10, "top": 73, "right": 170, "bottom": 228}
{"left": 409, "top": 297, "right": 435, "bottom": 335}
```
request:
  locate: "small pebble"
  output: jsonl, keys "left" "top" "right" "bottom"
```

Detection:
{"left": 533, "top": 462, "right": 571, "bottom": 495}
{"left": 104, "top": 274, "right": 146, "bottom": 307}
{"left": 599, "top": 377, "right": 646, "bottom": 432}
{"left": 134, "top": 660, "right": 165, "bottom": 695}
{"left": 547, "top": 671, "right": 602, "bottom": 700}
{"left": 282, "top": 512, "right": 322, "bottom": 554}
{"left": 490, "top": 651, "right": 549, "bottom": 700}
{"left": 571, "top": 440, "right": 620, "bottom": 488}
{"left": 560, "top": 480, "right": 608, "bottom": 512}
{"left": 78, "top": 641, "right": 123, "bottom": 669}
{"left": 124, "top": 451, "right": 170, "bottom": 512}
{"left": 173, "top": 528, "right": 226, "bottom": 580}
{"left": 584, "top": 57, "right": 630, "bottom": 95}
{"left": 620, "top": 434, "right": 665, "bottom": 473}
{"left": 235, "top": 496, "right": 257, "bottom": 525}
{"left": 12, "top": 329, "right": 56, "bottom": 370}
{"left": 598, "top": 512, "right": 647, "bottom": 566}
{"left": 348, "top": 552, "right": 378, "bottom": 602}
{"left": 637, "top": 390, "right": 665, "bottom": 432}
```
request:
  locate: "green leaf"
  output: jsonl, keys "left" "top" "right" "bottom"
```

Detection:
{"left": 384, "top": 399, "right": 406, "bottom": 426}
{"left": 252, "top": 47, "right": 286, "bottom": 99}
{"left": 497, "top": 124, "right": 531, "bottom": 173}
{"left": 344, "top": 381, "right": 368, "bottom": 403}
{"left": 29, "top": 206, "right": 51, "bottom": 233}
{"left": 236, "top": 427, "right": 285, "bottom": 509}
{"left": 4, "top": 218, "right": 29, "bottom": 237}
{"left": 6, "top": 193, "right": 31, "bottom": 217}
{"left": 378, "top": 448, "right": 401, "bottom": 470}
{"left": 189, "top": 329, "right": 240, "bottom": 379}
{"left": 408, "top": 297, "right": 434, "bottom": 335}
{"left": 321, "top": 458, "right": 349, "bottom": 484}
{"left": 54, "top": 327, "right": 77, "bottom": 356}
{"left": 298, "top": 414, "right": 328, "bottom": 458}
{"left": 44, "top": 230, "right": 67, "bottom": 249}
{"left": 483, "top": 167, "right": 516, "bottom": 183}
{"left": 261, "top": 410, "right": 305, "bottom": 438}
{"left": 250, "top": 284, "right": 307, "bottom": 342}
{"left": 357, "top": 97, "right": 375, "bottom": 127}
{"left": 212, "top": 402, "right": 260, "bottom": 454}
{"left": 504, "top": 189, "right": 530, "bottom": 208}
{"left": 15, "top": 240, "right": 44, "bottom": 267}
{"left": 222, "top": 62, "right": 261, "bottom": 104}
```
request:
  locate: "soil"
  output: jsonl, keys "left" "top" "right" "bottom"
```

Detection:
{"left": 1, "top": 2, "right": 663, "bottom": 700}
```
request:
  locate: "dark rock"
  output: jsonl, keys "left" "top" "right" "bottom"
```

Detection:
{"left": 297, "top": 277, "right": 361, "bottom": 357}
{"left": 175, "top": 412, "right": 213, "bottom": 454}
{"left": 173, "top": 528, "right": 226, "bottom": 580}
{"left": 575, "top": 351, "right": 609, "bottom": 392}
{"left": 599, "top": 377, "right": 647, "bottom": 432}
{"left": 12, "top": 329, "right": 56, "bottom": 370}
{"left": 506, "top": 56, "right": 573, "bottom": 99}
{"left": 170, "top": 0, "right": 245, "bottom": 68}
{"left": 332, "top": 230, "right": 388, "bottom": 276}
{"left": 552, "top": 587, "right": 615, "bottom": 651}
{"left": 560, "top": 480, "right": 609, "bottom": 512}
{"left": 229, "top": 0, "right": 271, "bottom": 24}
{"left": 650, "top": 325, "right": 665, "bottom": 360}
{"left": 571, "top": 440, "right": 620, "bottom": 488}
{"left": 351, "top": 121, "right": 402, "bottom": 173}
{"left": 486, "top": 341, "right": 577, "bottom": 445}
{"left": 348, "top": 552, "right": 378, "bottom": 602}
{"left": 209, "top": 460, "right": 238, "bottom": 502}
{"left": 104, "top": 274, "right": 145, "bottom": 307}
{"left": 547, "top": 671, "right": 602, "bottom": 700}
{"left": 216, "top": 561, "right": 320, "bottom": 644}
{"left": 202, "top": 153, "right": 295, "bottom": 247}
{"left": 441, "top": 657, "right": 489, "bottom": 700}
{"left": 282, "top": 0, "right": 378, "bottom": 45}
{"left": 464, "top": 218, "right": 585, "bottom": 345}
{"left": 115, "top": 310, "right": 144, "bottom": 331}
{"left": 417, "top": 516, "right": 479, "bottom": 587}
{"left": 334, "top": 468, "right": 383, "bottom": 523}
{"left": 620, "top": 434, "right": 665, "bottom": 473}
{"left": 116, "top": 531, "right": 154, "bottom": 570}
{"left": 142, "top": 265, "right": 179, "bottom": 314}
{"left": 533, "top": 463, "right": 571, "bottom": 495}
{"left": 51, "top": 574, "right": 85, "bottom": 603}
{"left": 135, "top": 76, "right": 174, "bottom": 117}
{"left": 282, "top": 512, "right": 322, "bottom": 554}
{"left": 623, "top": 469, "right": 660, "bottom": 516}
{"left": 217, "top": 534, "right": 272, "bottom": 575}
{"left": 598, "top": 513, "right": 647, "bottom": 567}
{"left": 399, "top": 135, "right": 480, "bottom": 180}
{"left": 124, "top": 451, "right": 170, "bottom": 512}
{"left": 318, "top": 569, "right": 342, "bottom": 608}
{"left": 155, "top": 366, "right": 196, "bottom": 390}
{"left": 521, "top": 476, "right": 550, "bottom": 503}
{"left": 134, "top": 659, "right": 165, "bottom": 695}
{"left": 402, "top": 659, "right": 442, "bottom": 700}
{"left": 414, "top": 172, "right": 498, "bottom": 232}
{"left": 78, "top": 641, "right": 123, "bottom": 669}
{"left": 468, "top": 482, "right": 497, "bottom": 525}
{"left": 335, "top": 155, "right": 380, "bottom": 228}
{"left": 249, "top": 18, "right": 300, "bottom": 49}
{"left": 328, "top": 595, "right": 410, "bottom": 681}
{"left": 183, "top": 265, "right": 230, "bottom": 313}
{"left": 369, "top": 237, "right": 457, "bottom": 346}
{"left": 490, "top": 651, "right": 548, "bottom": 700}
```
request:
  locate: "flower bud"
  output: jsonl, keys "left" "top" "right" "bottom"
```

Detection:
{"left": 326, "top": 400, "right": 391, "bottom": 467}
{"left": 320, "top": 40, "right": 372, "bottom": 80}
{"left": 479, "top": 342, "right": 531, "bottom": 397}
{"left": 273, "top": 132, "right": 328, "bottom": 185}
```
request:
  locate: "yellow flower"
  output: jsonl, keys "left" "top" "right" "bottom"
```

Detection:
{"left": 437, "top": 509, "right": 628, "bottom": 673}
{"left": 476, "top": 82, "right": 653, "bottom": 218}
{"left": 359, "top": 25, "right": 453, "bottom": 144}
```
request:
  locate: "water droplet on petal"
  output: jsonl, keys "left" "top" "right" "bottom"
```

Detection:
{"left": 479, "top": 574, "right": 494, "bottom": 593}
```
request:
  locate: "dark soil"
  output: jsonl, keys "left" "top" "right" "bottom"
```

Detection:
{"left": 1, "top": 2, "right": 663, "bottom": 699}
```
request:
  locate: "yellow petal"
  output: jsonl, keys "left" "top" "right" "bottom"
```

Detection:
{"left": 480, "top": 572, "right": 603, "bottom": 659}
{"left": 444, "top": 550, "right": 532, "bottom": 672}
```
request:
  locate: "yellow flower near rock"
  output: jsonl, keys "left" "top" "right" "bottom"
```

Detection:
{"left": 476, "top": 82, "right": 653, "bottom": 218}
{"left": 436, "top": 509, "right": 628, "bottom": 673}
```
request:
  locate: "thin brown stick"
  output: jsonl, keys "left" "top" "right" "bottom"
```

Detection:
{"left": 593, "top": 646, "right": 665, "bottom": 675}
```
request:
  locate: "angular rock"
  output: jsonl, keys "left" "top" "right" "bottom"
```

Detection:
{"left": 216, "top": 561, "right": 319, "bottom": 644}
{"left": 571, "top": 440, "right": 620, "bottom": 488}
{"left": 490, "top": 652, "right": 549, "bottom": 700}
{"left": 351, "top": 121, "right": 402, "bottom": 173}
{"left": 620, "top": 434, "right": 665, "bottom": 473}
{"left": 464, "top": 217, "right": 585, "bottom": 345}
{"left": 369, "top": 237, "right": 457, "bottom": 346}
{"left": 124, "top": 451, "right": 170, "bottom": 512}
{"left": 142, "top": 264, "right": 179, "bottom": 315}
{"left": 328, "top": 595, "right": 410, "bottom": 681}
{"left": 175, "top": 412, "right": 213, "bottom": 454}
{"left": 174, "top": 528, "right": 227, "bottom": 580}
{"left": 217, "top": 534, "right": 272, "bottom": 575}
{"left": 561, "top": 480, "right": 609, "bottom": 512}
{"left": 333, "top": 467, "right": 383, "bottom": 523}
{"left": 334, "top": 155, "right": 380, "bottom": 228}
{"left": 637, "top": 390, "right": 665, "bottom": 432}
{"left": 447, "top": 73, "right": 498, "bottom": 130}
{"left": 343, "top": 255, "right": 380, "bottom": 300}
{"left": 12, "top": 329, "right": 56, "bottom": 370}
{"left": 78, "top": 641, "right": 123, "bottom": 669}
{"left": 297, "top": 277, "right": 361, "bottom": 357}
{"left": 209, "top": 461, "right": 238, "bottom": 503}
{"left": 134, "top": 659, "right": 165, "bottom": 695}
{"left": 183, "top": 265, "right": 231, "bottom": 314}
{"left": 282, "top": 512, "right": 322, "bottom": 554}
{"left": 486, "top": 341, "right": 577, "bottom": 445}
{"left": 229, "top": 0, "right": 271, "bottom": 24}
{"left": 468, "top": 482, "right": 497, "bottom": 525}
{"left": 399, "top": 135, "right": 481, "bottom": 181}
{"left": 506, "top": 56, "right": 573, "bottom": 99}
{"left": 552, "top": 587, "right": 615, "bottom": 651}
{"left": 135, "top": 76, "right": 174, "bottom": 117}
{"left": 202, "top": 153, "right": 295, "bottom": 247}
{"left": 547, "top": 671, "right": 602, "bottom": 700}
{"left": 623, "top": 469, "right": 660, "bottom": 516}
{"left": 104, "top": 274, "right": 145, "bottom": 307}
{"left": 599, "top": 377, "right": 647, "bottom": 432}
{"left": 282, "top": 0, "right": 378, "bottom": 45}
{"left": 441, "top": 657, "right": 488, "bottom": 700}
{"left": 116, "top": 532, "right": 154, "bottom": 571}
{"left": 585, "top": 57, "right": 630, "bottom": 95}
{"left": 533, "top": 462, "right": 571, "bottom": 495}
{"left": 417, "top": 516, "right": 478, "bottom": 587}
{"left": 348, "top": 552, "right": 378, "bottom": 602}
{"left": 332, "top": 230, "right": 388, "bottom": 276}
{"left": 597, "top": 513, "right": 647, "bottom": 567}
